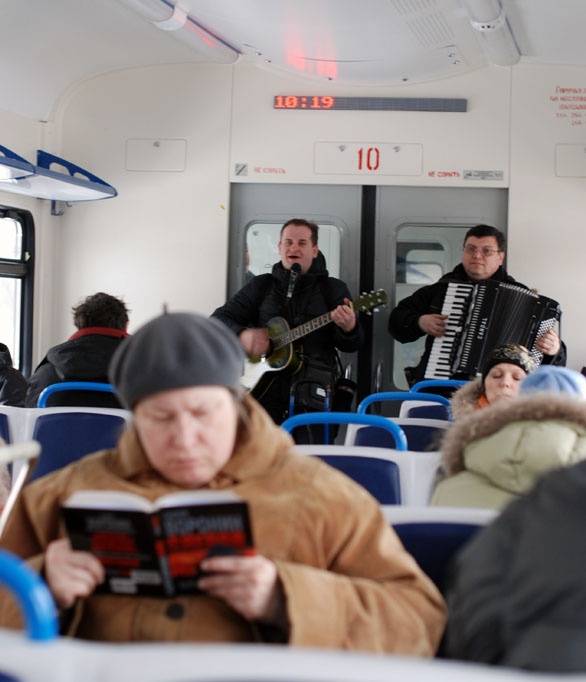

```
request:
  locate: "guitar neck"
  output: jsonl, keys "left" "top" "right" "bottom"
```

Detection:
{"left": 272, "top": 311, "right": 333, "bottom": 350}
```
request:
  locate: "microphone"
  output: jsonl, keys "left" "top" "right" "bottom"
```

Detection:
{"left": 286, "top": 263, "right": 302, "bottom": 299}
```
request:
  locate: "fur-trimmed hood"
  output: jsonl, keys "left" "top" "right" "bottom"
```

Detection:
{"left": 450, "top": 377, "right": 484, "bottom": 421}
{"left": 440, "top": 393, "right": 586, "bottom": 495}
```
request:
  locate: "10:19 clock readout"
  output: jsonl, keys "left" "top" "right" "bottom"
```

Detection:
{"left": 274, "top": 95, "right": 334, "bottom": 109}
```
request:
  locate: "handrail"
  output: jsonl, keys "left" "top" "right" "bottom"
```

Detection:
{"left": 357, "top": 391, "right": 451, "bottom": 414}
{"left": 37, "top": 382, "right": 117, "bottom": 408}
{"left": 410, "top": 379, "right": 468, "bottom": 393}
{"left": 281, "top": 412, "right": 408, "bottom": 451}
{"left": 0, "top": 549, "right": 58, "bottom": 640}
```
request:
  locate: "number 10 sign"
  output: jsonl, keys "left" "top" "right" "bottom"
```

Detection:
{"left": 314, "top": 142, "right": 423, "bottom": 176}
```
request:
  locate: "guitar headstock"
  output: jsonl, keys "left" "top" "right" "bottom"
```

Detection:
{"left": 352, "top": 289, "right": 388, "bottom": 314}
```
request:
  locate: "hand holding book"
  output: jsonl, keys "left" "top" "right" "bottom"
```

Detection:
{"left": 45, "top": 537, "right": 106, "bottom": 609}
{"left": 198, "top": 552, "right": 285, "bottom": 624}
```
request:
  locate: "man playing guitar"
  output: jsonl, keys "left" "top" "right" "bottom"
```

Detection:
{"left": 212, "top": 218, "right": 364, "bottom": 442}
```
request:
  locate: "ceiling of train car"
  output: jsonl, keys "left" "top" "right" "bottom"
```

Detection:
{"left": 2, "top": 0, "right": 586, "bottom": 122}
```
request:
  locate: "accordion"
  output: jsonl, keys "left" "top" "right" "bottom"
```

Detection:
{"left": 425, "top": 280, "right": 561, "bottom": 380}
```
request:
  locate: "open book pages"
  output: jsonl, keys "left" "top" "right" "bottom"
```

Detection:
{"left": 63, "top": 489, "right": 244, "bottom": 513}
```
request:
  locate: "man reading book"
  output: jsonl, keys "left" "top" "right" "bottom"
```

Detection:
{"left": 0, "top": 312, "right": 445, "bottom": 653}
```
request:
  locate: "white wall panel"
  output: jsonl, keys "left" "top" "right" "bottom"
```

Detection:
{"left": 509, "top": 63, "right": 586, "bottom": 370}
{"left": 230, "top": 63, "right": 511, "bottom": 188}
{"left": 48, "top": 63, "right": 233, "bottom": 347}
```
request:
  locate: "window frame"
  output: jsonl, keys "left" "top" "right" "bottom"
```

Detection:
{"left": 0, "top": 205, "right": 35, "bottom": 376}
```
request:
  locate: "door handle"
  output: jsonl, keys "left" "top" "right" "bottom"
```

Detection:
{"left": 375, "top": 362, "right": 383, "bottom": 393}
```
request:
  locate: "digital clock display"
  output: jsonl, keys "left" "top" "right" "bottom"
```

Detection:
{"left": 273, "top": 95, "right": 467, "bottom": 112}
{"left": 274, "top": 95, "right": 334, "bottom": 110}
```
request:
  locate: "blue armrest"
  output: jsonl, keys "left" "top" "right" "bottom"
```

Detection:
{"left": 410, "top": 379, "right": 468, "bottom": 393}
{"left": 281, "top": 412, "right": 408, "bottom": 451}
{"left": 37, "top": 382, "right": 117, "bottom": 408}
{"left": 0, "top": 549, "right": 58, "bottom": 640}
{"left": 357, "top": 391, "right": 451, "bottom": 414}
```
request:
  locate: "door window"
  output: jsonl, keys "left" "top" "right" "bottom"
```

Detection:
{"left": 392, "top": 225, "right": 468, "bottom": 389}
{"left": 246, "top": 222, "right": 341, "bottom": 280}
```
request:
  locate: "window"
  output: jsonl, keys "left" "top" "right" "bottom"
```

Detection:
{"left": 0, "top": 207, "right": 34, "bottom": 374}
{"left": 396, "top": 242, "right": 444, "bottom": 285}
{"left": 245, "top": 222, "right": 341, "bottom": 280}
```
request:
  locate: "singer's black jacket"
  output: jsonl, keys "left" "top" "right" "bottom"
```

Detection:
{"left": 211, "top": 257, "right": 363, "bottom": 421}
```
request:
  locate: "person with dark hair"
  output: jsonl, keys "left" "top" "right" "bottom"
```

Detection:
{"left": 388, "top": 225, "right": 565, "bottom": 386}
{"left": 212, "top": 219, "right": 363, "bottom": 441}
{"left": 25, "top": 292, "right": 130, "bottom": 408}
{"left": 0, "top": 312, "right": 445, "bottom": 652}
{"left": 0, "top": 343, "right": 27, "bottom": 407}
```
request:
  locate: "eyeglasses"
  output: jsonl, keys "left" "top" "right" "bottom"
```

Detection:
{"left": 463, "top": 245, "right": 501, "bottom": 257}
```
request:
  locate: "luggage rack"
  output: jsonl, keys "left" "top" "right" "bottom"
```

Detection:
{"left": 0, "top": 145, "right": 117, "bottom": 206}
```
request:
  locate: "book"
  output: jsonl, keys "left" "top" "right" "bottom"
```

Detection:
{"left": 61, "top": 489, "right": 254, "bottom": 597}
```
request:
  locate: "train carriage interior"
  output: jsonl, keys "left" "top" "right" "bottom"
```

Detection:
{"left": 1, "top": 0, "right": 586, "bottom": 679}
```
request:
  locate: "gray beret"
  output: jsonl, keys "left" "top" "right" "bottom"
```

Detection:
{"left": 109, "top": 312, "right": 245, "bottom": 408}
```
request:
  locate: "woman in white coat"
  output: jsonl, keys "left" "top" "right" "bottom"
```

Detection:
{"left": 431, "top": 366, "right": 586, "bottom": 509}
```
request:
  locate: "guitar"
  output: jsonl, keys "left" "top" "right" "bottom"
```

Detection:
{"left": 241, "top": 289, "right": 388, "bottom": 398}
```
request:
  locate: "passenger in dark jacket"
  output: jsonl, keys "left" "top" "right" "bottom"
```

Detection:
{"left": 444, "top": 454, "right": 586, "bottom": 671}
{"left": 0, "top": 343, "right": 26, "bottom": 407}
{"left": 388, "top": 224, "right": 565, "bottom": 385}
{"left": 212, "top": 219, "right": 363, "bottom": 435}
{"left": 25, "top": 292, "right": 129, "bottom": 408}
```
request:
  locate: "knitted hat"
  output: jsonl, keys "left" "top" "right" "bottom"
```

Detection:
{"left": 109, "top": 312, "right": 245, "bottom": 408}
{"left": 482, "top": 344, "right": 537, "bottom": 382}
{"left": 520, "top": 366, "right": 586, "bottom": 398}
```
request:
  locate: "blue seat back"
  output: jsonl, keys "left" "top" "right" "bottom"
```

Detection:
{"left": 405, "top": 404, "right": 450, "bottom": 420}
{"left": 354, "top": 423, "right": 444, "bottom": 451}
{"left": 0, "top": 413, "right": 10, "bottom": 443}
{"left": 316, "top": 454, "right": 401, "bottom": 504}
{"left": 393, "top": 522, "right": 482, "bottom": 593}
{"left": 29, "top": 412, "right": 127, "bottom": 482}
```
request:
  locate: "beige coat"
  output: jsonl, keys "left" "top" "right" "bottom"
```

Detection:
{"left": 432, "top": 393, "right": 586, "bottom": 509}
{"left": 0, "top": 396, "right": 445, "bottom": 654}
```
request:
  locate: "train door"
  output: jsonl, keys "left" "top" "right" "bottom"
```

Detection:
{"left": 228, "top": 183, "right": 363, "bottom": 383}
{"left": 228, "top": 183, "right": 507, "bottom": 396}
{"left": 373, "top": 186, "right": 508, "bottom": 393}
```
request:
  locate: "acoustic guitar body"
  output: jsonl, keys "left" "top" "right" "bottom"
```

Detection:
{"left": 240, "top": 289, "right": 387, "bottom": 399}
{"left": 241, "top": 316, "right": 302, "bottom": 399}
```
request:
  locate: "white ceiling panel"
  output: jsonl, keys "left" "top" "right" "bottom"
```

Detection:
{"left": 1, "top": 0, "right": 586, "bottom": 121}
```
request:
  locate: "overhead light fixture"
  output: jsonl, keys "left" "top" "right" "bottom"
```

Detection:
{"left": 115, "top": 0, "right": 240, "bottom": 64}
{"left": 463, "top": 0, "right": 520, "bottom": 66}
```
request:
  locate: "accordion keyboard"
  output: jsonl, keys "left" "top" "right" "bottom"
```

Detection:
{"left": 424, "top": 282, "right": 474, "bottom": 379}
